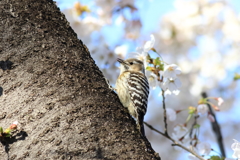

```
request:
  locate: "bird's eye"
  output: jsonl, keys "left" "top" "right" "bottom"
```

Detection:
{"left": 129, "top": 62, "right": 133, "bottom": 65}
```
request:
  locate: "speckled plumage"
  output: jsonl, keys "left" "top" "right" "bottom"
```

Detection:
{"left": 116, "top": 58, "right": 149, "bottom": 137}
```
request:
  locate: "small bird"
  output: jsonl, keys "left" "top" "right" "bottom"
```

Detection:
{"left": 116, "top": 58, "right": 149, "bottom": 137}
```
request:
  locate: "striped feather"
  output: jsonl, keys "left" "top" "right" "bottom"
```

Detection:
{"left": 128, "top": 72, "right": 149, "bottom": 115}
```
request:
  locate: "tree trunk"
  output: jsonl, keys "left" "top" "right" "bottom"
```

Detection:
{"left": 0, "top": 0, "right": 160, "bottom": 159}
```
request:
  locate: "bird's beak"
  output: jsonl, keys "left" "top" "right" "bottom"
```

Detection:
{"left": 117, "top": 58, "right": 128, "bottom": 65}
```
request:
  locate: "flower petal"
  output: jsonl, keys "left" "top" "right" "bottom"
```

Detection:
{"left": 197, "top": 142, "right": 211, "bottom": 155}
{"left": 163, "top": 64, "right": 182, "bottom": 79}
{"left": 168, "top": 81, "right": 176, "bottom": 91}
{"left": 174, "top": 78, "right": 182, "bottom": 88}
{"left": 231, "top": 139, "right": 240, "bottom": 150}
{"left": 172, "top": 89, "right": 180, "bottom": 95}
{"left": 143, "top": 34, "right": 155, "bottom": 52}
{"left": 232, "top": 149, "right": 240, "bottom": 158}
{"left": 175, "top": 68, "right": 182, "bottom": 75}
{"left": 197, "top": 104, "right": 208, "bottom": 115}
{"left": 217, "top": 97, "right": 224, "bottom": 106}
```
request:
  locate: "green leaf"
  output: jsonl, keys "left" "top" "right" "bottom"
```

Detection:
{"left": 234, "top": 73, "right": 240, "bottom": 81}
{"left": 146, "top": 66, "right": 153, "bottom": 71}
{"left": 186, "top": 114, "right": 192, "bottom": 123}
{"left": 157, "top": 61, "right": 164, "bottom": 71}
{"left": 0, "top": 127, "right": 3, "bottom": 133}
{"left": 153, "top": 57, "right": 161, "bottom": 66}
{"left": 193, "top": 124, "right": 200, "bottom": 129}
{"left": 159, "top": 63, "right": 164, "bottom": 71}
{"left": 210, "top": 155, "right": 224, "bottom": 160}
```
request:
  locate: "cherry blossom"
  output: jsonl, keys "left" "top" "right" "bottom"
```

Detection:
{"left": 163, "top": 64, "right": 182, "bottom": 79}
{"left": 216, "top": 97, "right": 224, "bottom": 106}
{"left": 130, "top": 34, "right": 155, "bottom": 66}
{"left": 145, "top": 71, "right": 158, "bottom": 90}
{"left": 129, "top": 51, "right": 147, "bottom": 63}
{"left": 197, "top": 104, "right": 208, "bottom": 115}
{"left": 143, "top": 34, "right": 155, "bottom": 52}
{"left": 172, "top": 125, "right": 188, "bottom": 142}
{"left": 197, "top": 142, "right": 211, "bottom": 155}
{"left": 134, "top": 34, "right": 155, "bottom": 60}
{"left": 231, "top": 139, "right": 240, "bottom": 159}
{"left": 162, "top": 78, "right": 182, "bottom": 95}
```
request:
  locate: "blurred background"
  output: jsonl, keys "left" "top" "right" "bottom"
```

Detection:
{"left": 56, "top": 0, "right": 240, "bottom": 159}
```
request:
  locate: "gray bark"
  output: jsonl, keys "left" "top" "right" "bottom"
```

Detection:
{"left": 0, "top": 0, "right": 160, "bottom": 159}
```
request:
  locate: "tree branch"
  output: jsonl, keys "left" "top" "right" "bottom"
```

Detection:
{"left": 161, "top": 90, "right": 169, "bottom": 137}
{"left": 143, "top": 89, "right": 206, "bottom": 160}
{"left": 201, "top": 92, "right": 225, "bottom": 157}
{"left": 144, "top": 122, "right": 205, "bottom": 160}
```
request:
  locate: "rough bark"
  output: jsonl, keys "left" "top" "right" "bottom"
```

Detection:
{"left": 0, "top": 0, "right": 160, "bottom": 159}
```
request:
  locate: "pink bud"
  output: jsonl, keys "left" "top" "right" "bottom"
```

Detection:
{"left": 208, "top": 113, "right": 215, "bottom": 122}
{"left": 9, "top": 121, "right": 18, "bottom": 130}
{"left": 211, "top": 104, "right": 220, "bottom": 111}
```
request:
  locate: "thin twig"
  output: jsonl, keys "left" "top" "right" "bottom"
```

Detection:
{"left": 143, "top": 89, "right": 205, "bottom": 160}
{"left": 201, "top": 92, "right": 225, "bottom": 157}
{"left": 189, "top": 115, "right": 199, "bottom": 146}
{"left": 144, "top": 122, "right": 165, "bottom": 137}
{"left": 161, "top": 89, "right": 169, "bottom": 137}
{"left": 144, "top": 122, "right": 205, "bottom": 160}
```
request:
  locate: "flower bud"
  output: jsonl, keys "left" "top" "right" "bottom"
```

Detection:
{"left": 9, "top": 121, "right": 18, "bottom": 130}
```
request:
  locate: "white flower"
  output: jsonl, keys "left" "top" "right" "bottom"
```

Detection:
{"left": 197, "top": 142, "right": 211, "bottom": 155}
{"left": 233, "top": 148, "right": 240, "bottom": 159}
{"left": 163, "top": 64, "right": 182, "bottom": 79}
{"left": 166, "top": 108, "right": 177, "bottom": 121}
{"left": 231, "top": 139, "right": 240, "bottom": 159}
{"left": 145, "top": 71, "right": 158, "bottom": 90}
{"left": 143, "top": 34, "right": 155, "bottom": 52}
{"left": 162, "top": 78, "right": 181, "bottom": 95}
{"left": 172, "top": 125, "right": 188, "bottom": 141}
{"left": 172, "top": 125, "right": 190, "bottom": 150}
{"left": 129, "top": 34, "right": 155, "bottom": 67}
{"left": 129, "top": 51, "right": 147, "bottom": 63}
{"left": 217, "top": 97, "right": 224, "bottom": 106}
{"left": 197, "top": 104, "right": 208, "bottom": 115}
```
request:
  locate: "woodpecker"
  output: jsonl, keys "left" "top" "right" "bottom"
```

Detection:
{"left": 116, "top": 58, "right": 149, "bottom": 137}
